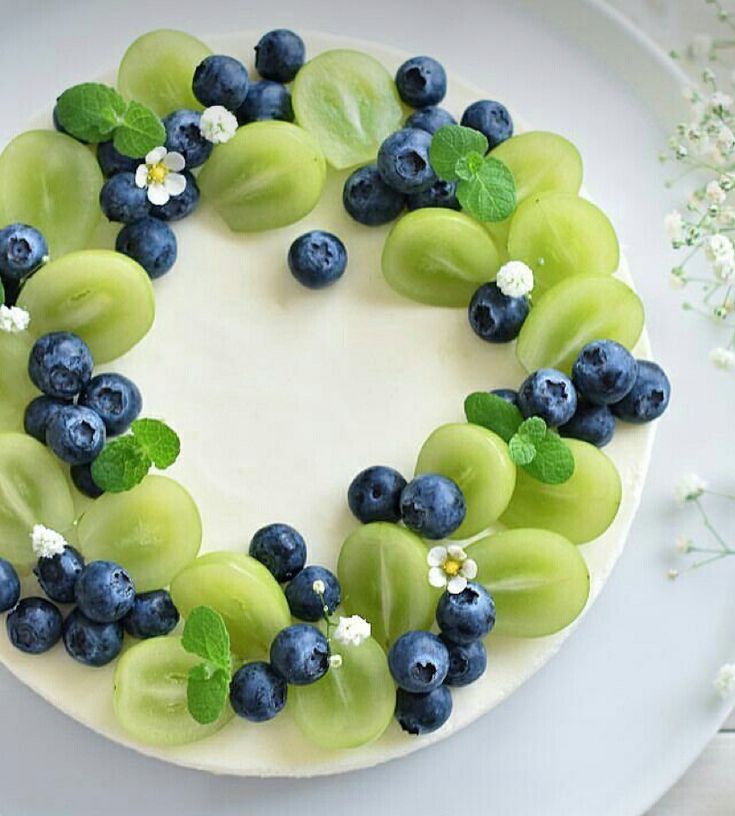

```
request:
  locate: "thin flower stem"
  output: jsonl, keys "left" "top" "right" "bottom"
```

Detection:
{"left": 694, "top": 497, "right": 730, "bottom": 550}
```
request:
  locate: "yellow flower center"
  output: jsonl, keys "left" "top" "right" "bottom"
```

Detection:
{"left": 147, "top": 163, "right": 168, "bottom": 185}
{"left": 443, "top": 558, "right": 462, "bottom": 577}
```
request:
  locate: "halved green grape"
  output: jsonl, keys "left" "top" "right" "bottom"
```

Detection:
{"left": 117, "top": 29, "right": 211, "bottom": 116}
{"left": 0, "top": 333, "right": 37, "bottom": 433}
{"left": 516, "top": 276, "right": 644, "bottom": 375}
{"left": 17, "top": 249, "right": 155, "bottom": 364}
{"left": 508, "top": 192, "right": 619, "bottom": 298}
{"left": 500, "top": 439, "right": 622, "bottom": 544}
{"left": 415, "top": 423, "right": 516, "bottom": 539}
{"left": 0, "top": 433, "right": 75, "bottom": 573}
{"left": 170, "top": 551, "right": 291, "bottom": 659}
{"left": 291, "top": 637, "right": 395, "bottom": 749}
{"left": 0, "top": 130, "right": 103, "bottom": 257}
{"left": 77, "top": 476, "right": 202, "bottom": 592}
{"left": 466, "top": 529, "right": 590, "bottom": 637}
{"left": 292, "top": 49, "right": 404, "bottom": 169}
{"left": 338, "top": 523, "right": 438, "bottom": 650}
{"left": 382, "top": 208, "right": 502, "bottom": 307}
{"left": 198, "top": 121, "right": 327, "bottom": 232}
{"left": 114, "top": 636, "right": 234, "bottom": 746}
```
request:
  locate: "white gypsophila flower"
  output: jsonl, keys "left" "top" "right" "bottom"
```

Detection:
{"left": 328, "top": 654, "right": 343, "bottom": 669}
{"left": 676, "top": 535, "right": 692, "bottom": 554}
{"left": 427, "top": 544, "right": 478, "bottom": 595}
{"left": 717, "top": 126, "right": 735, "bottom": 154}
{"left": 0, "top": 305, "right": 30, "bottom": 333}
{"left": 690, "top": 34, "right": 714, "bottom": 61}
{"left": 333, "top": 615, "right": 371, "bottom": 647}
{"left": 706, "top": 180, "right": 727, "bottom": 205}
{"left": 199, "top": 106, "right": 238, "bottom": 144}
{"left": 710, "top": 346, "right": 735, "bottom": 371}
{"left": 714, "top": 259, "right": 735, "bottom": 282}
{"left": 667, "top": 568, "right": 680, "bottom": 580}
{"left": 664, "top": 211, "right": 685, "bottom": 243}
{"left": 711, "top": 91, "right": 734, "bottom": 111}
{"left": 718, "top": 206, "right": 735, "bottom": 226}
{"left": 30, "top": 524, "right": 67, "bottom": 559}
{"left": 715, "top": 664, "right": 735, "bottom": 698}
{"left": 312, "top": 579, "right": 326, "bottom": 595}
{"left": 705, "top": 234, "right": 735, "bottom": 263}
{"left": 496, "top": 260, "right": 534, "bottom": 298}
{"left": 135, "top": 146, "right": 187, "bottom": 206}
{"left": 669, "top": 271, "right": 686, "bottom": 290}
{"left": 674, "top": 473, "right": 708, "bottom": 504}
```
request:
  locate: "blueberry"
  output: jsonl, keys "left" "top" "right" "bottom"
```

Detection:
{"left": 79, "top": 373, "right": 142, "bottom": 436}
{"left": 254, "top": 29, "right": 305, "bottom": 83}
{"left": 24, "top": 395, "right": 69, "bottom": 443}
{"left": 285, "top": 565, "right": 341, "bottom": 621}
{"left": 395, "top": 56, "right": 447, "bottom": 108}
{"left": 559, "top": 402, "right": 616, "bottom": 447}
{"left": 269, "top": 624, "right": 330, "bottom": 685}
{"left": 6, "top": 597, "right": 63, "bottom": 654}
{"left": 163, "top": 109, "right": 213, "bottom": 168}
{"left": 70, "top": 462, "right": 104, "bottom": 499}
{"left": 343, "top": 164, "right": 405, "bottom": 226}
{"left": 491, "top": 388, "right": 518, "bottom": 406}
{"left": 97, "top": 141, "right": 139, "bottom": 177}
{"left": 99, "top": 172, "right": 151, "bottom": 224}
{"left": 388, "top": 630, "right": 449, "bottom": 692}
{"left": 235, "top": 81, "right": 293, "bottom": 124}
{"left": 461, "top": 100, "right": 513, "bottom": 149}
{"left": 395, "top": 685, "right": 453, "bottom": 735}
{"left": 62, "top": 607, "right": 124, "bottom": 667}
{"left": 0, "top": 558, "right": 20, "bottom": 612}
{"left": 400, "top": 474, "right": 466, "bottom": 540}
{"left": 406, "top": 179, "right": 460, "bottom": 211}
{"left": 348, "top": 465, "right": 407, "bottom": 524}
{"left": 468, "top": 282, "right": 529, "bottom": 343}
{"left": 436, "top": 583, "right": 496, "bottom": 645}
{"left": 34, "top": 545, "right": 85, "bottom": 604}
{"left": 193, "top": 55, "right": 250, "bottom": 110}
{"left": 46, "top": 405, "right": 106, "bottom": 466}
{"left": 517, "top": 368, "right": 578, "bottom": 427}
{"left": 0, "top": 224, "right": 48, "bottom": 282}
{"left": 230, "top": 661, "right": 288, "bottom": 721}
{"left": 288, "top": 230, "right": 347, "bottom": 289}
{"left": 150, "top": 171, "right": 200, "bottom": 222}
{"left": 75, "top": 560, "right": 135, "bottom": 623}
{"left": 28, "top": 331, "right": 93, "bottom": 399}
{"left": 377, "top": 128, "right": 436, "bottom": 195}
{"left": 116, "top": 217, "right": 177, "bottom": 279}
{"left": 249, "top": 523, "right": 306, "bottom": 583}
{"left": 440, "top": 635, "right": 487, "bottom": 687}
{"left": 572, "top": 340, "right": 638, "bottom": 405}
{"left": 123, "top": 590, "right": 179, "bottom": 639}
{"left": 611, "top": 360, "right": 671, "bottom": 424}
{"left": 1, "top": 277, "right": 21, "bottom": 307}
{"left": 405, "top": 106, "right": 456, "bottom": 135}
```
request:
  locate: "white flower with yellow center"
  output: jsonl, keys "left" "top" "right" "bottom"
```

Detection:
{"left": 495, "top": 260, "right": 534, "bottom": 299}
{"left": 333, "top": 615, "right": 371, "bottom": 647}
{"left": 135, "top": 146, "right": 187, "bottom": 206}
{"left": 200, "top": 106, "right": 238, "bottom": 144}
{"left": 0, "top": 305, "right": 30, "bottom": 333}
{"left": 427, "top": 544, "right": 477, "bottom": 594}
{"left": 30, "top": 524, "right": 67, "bottom": 559}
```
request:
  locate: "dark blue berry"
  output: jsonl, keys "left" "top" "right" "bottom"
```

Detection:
{"left": 461, "top": 100, "right": 513, "bottom": 149}
{"left": 0, "top": 224, "right": 47, "bottom": 282}
{"left": 45, "top": 405, "right": 106, "bottom": 466}
{"left": 150, "top": 171, "right": 200, "bottom": 222}
{"left": 440, "top": 635, "right": 487, "bottom": 687}
{"left": 97, "top": 141, "right": 139, "bottom": 177}
{"left": 269, "top": 624, "right": 330, "bottom": 685}
{"left": 518, "top": 368, "right": 578, "bottom": 427}
{"left": 34, "top": 545, "right": 85, "bottom": 604}
{"left": 62, "top": 607, "right": 124, "bottom": 666}
{"left": 572, "top": 340, "right": 638, "bottom": 405}
{"left": 235, "top": 81, "right": 293, "bottom": 124}
{"left": 388, "top": 630, "right": 449, "bottom": 692}
{"left": 406, "top": 179, "right": 460, "bottom": 211}
{"left": 24, "top": 395, "right": 69, "bottom": 443}
{"left": 99, "top": 173, "right": 151, "bottom": 224}
{"left": 193, "top": 55, "right": 250, "bottom": 110}
{"left": 28, "top": 332, "right": 93, "bottom": 399}
{"left": 249, "top": 523, "right": 306, "bottom": 583}
{"left": 70, "top": 463, "right": 104, "bottom": 499}
{"left": 0, "top": 558, "right": 20, "bottom": 612}
{"left": 400, "top": 474, "right": 466, "bottom": 540}
{"left": 6, "top": 597, "right": 63, "bottom": 654}
{"left": 377, "top": 128, "right": 436, "bottom": 195}
{"left": 75, "top": 560, "right": 135, "bottom": 623}
{"left": 611, "top": 360, "right": 671, "bottom": 424}
{"left": 116, "top": 217, "right": 177, "bottom": 279}
{"left": 491, "top": 388, "right": 518, "bottom": 406}
{"left": 79, "top": 373, "right": 142, "bottom": 436}
{"left": 468, "top": 282, "right": 529, "bottom": 343}
{"left": 395, "top": 685, "right": 452, "bottom": 735}
{"left": 436, "top": 583, "right": 496, "bottom": 645}
{"left": 163, "top": 109, "right": 213, "bottom": 168}
{"left": 288, "top": 230, "right": 347, "bottom": 289}
{"left": 285, "top": 565, "right": 341, "bottom": 621}
{"left": 395, "top": 57, "right": 447, "bottom": 108}
{"left": 254, "top": 30, "right": 305, "bottom": 83}
{"left": 1, "top": 277, "right": 21, "bottom": 306}
{"left": 343, "top": 164, "right": 405, "bottom": 226}
{"left": 348, "top": 465, "right": 407, "bottom": 524}
{"left": 123, "top": 590, "right": 179, "bottom": 639}
{"left": 405, "top": 106, "right": 456, "bottom": 135}
{"left": 559, "top": 402, "right": 616, "bottom": 447}
{"left": 230, "top": 661, "right": 288, "bottom": 721}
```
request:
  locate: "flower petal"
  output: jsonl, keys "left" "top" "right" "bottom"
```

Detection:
{"left": 461, "top": 558, "right": 478, "bottom": 580}
{"left": 164, "top": 151, "right": 186, "bottom": 172}
{"left": 164, "top": 172, "right": 187, "bottom": 197}
{"left": 427, "top": 546, "right": 448, "bottom": 567}
{"left": 147, "top": 183, "right": 170, "bottom": 206}
{"left": 447, "top": 544, "right": 467, "bottom": 562}
{"left": 428, "top": 567, "right": 448, "bottom": 588}
{"left": 145, "top": 146, "right": 167, "bottom": 165}
{"left": 135, "top": 165, "right": 149, "bottom": 188}
{"left": 447, "top": 575, "right": 468, "bottom": 594}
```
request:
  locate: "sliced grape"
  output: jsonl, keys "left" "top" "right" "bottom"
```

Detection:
{"left": 500, "top": 439, "right": 622, "bottom": 544}
{"left": 114, "top": 636, "right": 233, "bottom": 746}
{"left": 117, "top": 29, "right": 212, "bottom": 116}
{"left": 516, "top": 276, "right": 644, "bottom": 375}
{"left": 17, "top": 249, "right": 155, "bottom": 364}
{"left": 0, "top": 130, "right": 103, "bottom": 257}
{"left": 0, "top": 332, "right": 36, "bottom": 433}
{"left": 198, "top": 121, "right": 326, "bottom": 232}
{"left": 0, "top": 433, "right": 75, "bottom": 573}
{"left": 415, "top": 423, "right": 516, "bottom": 539}
{"left": 77, "top": 476, "right": 201, "bottom": 592}
{"left": 382, "top": 209, "right": 502, "bottom": 307}
{"left": 170, "top": 551, "right": 291, "bottom": 659}
{"left": 338, "top": 523, "right": 438, "bottom": 650}
{"left": 291, "top": 637, "right": 395, "bottom": 749}
{"left": 508, "top": 192, "right": 619, "bottom": 298}
{"left": 466, "top": 529, "right": 590, "bottom": 637}
{"left": 292, "top": 49, "right": 404, "bottom": 169}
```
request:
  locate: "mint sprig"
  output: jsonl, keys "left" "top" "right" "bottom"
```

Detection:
{"left": 464, "top": 392, "right": 523, "bottom": 443}
{"left": 182, "top": 606, "right": 232, "bottom": 725}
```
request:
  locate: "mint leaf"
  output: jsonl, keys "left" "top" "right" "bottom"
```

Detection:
{"left": 113, "top": 101, "right": 166, "bottom": 158}
{"left": 90, "top": 436, "right": 151, "bottom": 493}
{"left": 187, "top": 663, "right": 230, "bottom": 725}
{"left": 456, "top": 157, "right": 516, "bottom": 222}
{"left": 182, "top": 606, "right": 231, "bottom": 669}
{"left": 131, "top": 419, "right": 180, "bottom": 469}
{"left": 524, "top": 432, "right": 575, "bottom": 484}
{"left": 509, "top": 434, "right": 536, "bottom": 466}
{"left": 517, "top": 417, "right": 547, "bottom": 446}
{"left": 455, "top": 151, "right": 484, "bottom": 181}
{"left": 430, "top": 125, "right": 489, "bottom": 181}
{"left": 464, "top": 392, "right": 523, "bottom": 442}
{"left": 56, "top": 83, "right": 126, "bottom": 143}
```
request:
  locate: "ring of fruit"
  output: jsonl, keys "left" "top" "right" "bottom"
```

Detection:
{"left": 0, "top": 28, "right": 671, "bottom": 766}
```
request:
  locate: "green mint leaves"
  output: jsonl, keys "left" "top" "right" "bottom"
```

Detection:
{"left": 464, "top": 391, "right": 523, "bottom": 443}
{"left": 90, "top": 418, "right": 181, "bottom": 493}
{"left": 56, "top": 83, "right": 165, "bottom": 158}
{"left": 182, "top": 606, "right": 232, "bottom": 725}
{"left": 429, "top": 125, "right": 516, "bottom": 223}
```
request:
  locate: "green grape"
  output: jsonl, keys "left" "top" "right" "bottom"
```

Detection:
{"left": 382, "top": 208, "right": 502, "bottom": 307}
{"left": 114, "top": 636, "right": 234, "bottom": 746}
{"left": 415, "top": 423, "right": 516, "bottom": 539}
{"left": 466, "top": 528, "right": 590, "bottom": 637}
{"left": 0, "top": 433, "right": 75, "bottom": 573}
{"left": 292, "top": 49, "right": 404, "bottom": 169}
{"left": 117, "top": 29, "right": 211, "bottom": 116}
{"left": 170, "top": 551, "right": 291, "bottom": 659}
{"left": 516, "top": 275, "right": 644, "bottom": 375}
{"left": 291, "top": 637, "right": 395, "bottom": 749}
{"left": 0, "top": 130, "right": 103, "bottom": 257}
{"left": 0, "top": 333, "right": 37, "bottom": 433}
{"left": 508, "top": 192, "right": 619, "bottom": 298}
{"left": 77, "top": 476, "right": 202, "bottom": 592}
{"left": 338, "top": 522, "right": 438, "bottom": 650}
{"left": 17, "top": 249, "right": 155, "bottom": 364}
{"left": 500, "top": 439, "right": 622, "bottom": 544}
{"left": 198, "top": 121, "right": 327, "bottom": 232}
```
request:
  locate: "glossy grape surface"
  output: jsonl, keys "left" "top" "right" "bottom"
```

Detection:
{"left": 0, "top": 333, "right": 36, "bottom": 433}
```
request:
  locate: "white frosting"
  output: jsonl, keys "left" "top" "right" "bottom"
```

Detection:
{"left": 0, "top": 32, "right": 654, "bottom": 776}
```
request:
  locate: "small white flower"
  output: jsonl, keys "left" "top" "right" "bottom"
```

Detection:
{"left": 710, "top": 347, "right": 735, "bottom": 371}
{"left": 669, "top": 271, "right": 685, "bottom": 289}
{"left": 705, "top": 234, "right": 735, "bottom": 263}
{"left": 333, "top": 615, "right": 371, "bottom": 647}
{"left": 715, "top": 663, "right": 735, "bottom": 698}
{"left": 711, "top": 91, "right": 734, "bottom": 111}
{"left": 714, "top": 259, "right": 735, "bottom": 282}
{"left": 495, "top": 260, "right": 534, "bottom": 299}
{"left": 667, "top": 568, "right": 680, "bottom": 580}
{"left": 718, "top": 206, "right": 735, "bottom": 226}
{"left": 427, "top": 544, "right": 478, "bottom": 595}
{"left": 135, "top": 146, "right": 187, "bottom": 206}
{"left": 664, "top": 210, "right": 685, "bottom": 243}
{"left": 312, "top": 579, "right": 326, "bottom": 595}
{"left": 328, "top": 654, "right": 343, "bottom": 669}
{"left": 675, "top": 535, "right": 692, "bottom": 554}
{"left": 30, "top": 524, "right": 67, "bottom": 559}
{"left": 689, "top": 34, "right": 713, "bottom": 61}
{"left": 683, "top": 86, "right": 701, "bottom": 103}
{"left": 717, "top": 126, "right": 735, "bottom": 154}
{"left": 199, "top": 106, "right": 238, "bottom": 144}
{"left": 674, "top": 473, "right": 708, "bottom": 504}
{"left": 706, "top": 180, "right": 727, "bottom": 205}
{"left": 0, "top": 305, "right": 30, "bottom": 333}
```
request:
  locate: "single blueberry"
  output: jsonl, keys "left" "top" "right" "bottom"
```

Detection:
{"left": 163, "top": 109, "right": 213, "bottom": 168}
{"left": 559, "top": 402, "right": 616, "bottom": 448}
{"left": 230, "top": 661, "right": 288, "bottom": 721}
{"left": 116, "top": 217, "right": 177, "bottom": 279}
{"left": 461, "top": 100, "right": 513, "bottom": 149}
{"left": 70, "top": 462, "right": 104, "bottom": 499}
{"left": 491, "top": 388, "right": 519, "bottom": 406}
{"left": 97, "top": 141, "right": 139, "bottom": 177}
{"left": 24, "top": 395, "right": 69, "bottom": 443}
{"left": 28, "top": 332, "right": 94, "bottom": 399}
{"left": 34, "top": 545, "right": 85, "bottom": 604}
{"left": 288, "top": 230, "right": 347, "bottom": 289}
{"left": 400, "top": 474, "right": 466, "bottom": 540}
{"left": 406, "top": 179, "right": 460, "bottom": 211}
{"left": 395, "top": 685, "right": 453, "bottom": 735}
{"left": 285, "top": 565, "right": 341, "bottom": 621}
{"left": 235, "top": 81, "right": 294, "bottom": 124}
{"left": 269, "top": 624, "right": 330, "bottom": 685}
{"left": 99, "top": 172, "right": 151, "bottom": 224}
{"left": 468, "top": 282, "right": 529, "bottom": 343}
{"left": 388, "top": 630, "right": 450, "bottom": 692}
{"left": 6, "top": 597, "right": 63, "bottom": 654}
{"left": 123, "top": 590, "right": 179, "bottom": 639}
{"left": 0, "top": 558, "right": 20, "bottom": 613}
{"left": 611, "top": 360, "right": 671, "bottom": 424}
{"left": 193, "top": 54, "right": 250, "bottom": 110}
{"left": 150, "top": 171, "right": 200, "bottom": 222}
{"left": 79, "top": 373, "right": 142, "bottom": 436}
{"left": 440, "top": 635, "right": 487, "bottom": 687}
{"left": 63, "top": 607, "right": 124, "bottom": 667}
{"left": 377, "top": 128, "right": 436, "bottom": 195}
{"left": 254, "top": 29, "right": 305, "bottom": 83}
{"left": 348, "top": 465, "right": 407, "bottom": 524}
{"left": 572, "top": 340, "right": 638, "bottom": 405}
{"left": 343, "top": 164, "right": 405, "bottom": 226}
{"left": 517, "top": 368, "right": 578, "bottom": 427}
{"left": 436, "top": 583, "right": 496, "bottom": 645}
{"left": 46, "top": 405, "right": 106, "bottom": 466}
{"left": 75, "top": 560, "right": 135, "bottom": 623}
{"left": 0, "top": 224, "right": 48, "bottom": 282}
{"left": 249, "top": 523, "right": 307, "bottom": 583}
{"left": 395, "top": 56, "right": 447, "bottom": 108}
{"left": 405, "top": 106, "right": 457, "bottom": 135}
